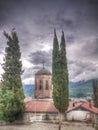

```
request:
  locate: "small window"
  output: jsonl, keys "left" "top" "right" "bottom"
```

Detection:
{"left": 35, "top": 80, "right": 37, "bottom": 90}
{"left": 46, "top": 80, "right": 49, "bottom": 90}
{"left": 39, "top": 80, "right": 43, "bottom": 90}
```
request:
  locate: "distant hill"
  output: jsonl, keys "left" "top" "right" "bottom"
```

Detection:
{"left": 23, "top": 84, "right": 34, "bottom": 97}
{"left": 23, "top": 79, "right": 97, "bottom": 98}
{"left": 69, "top": 79, "right": 98, "bottom": 98}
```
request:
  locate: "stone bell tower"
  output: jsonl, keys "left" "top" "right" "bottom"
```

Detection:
{"left": 34, "top": 63, "right": 52, "bottom": 99}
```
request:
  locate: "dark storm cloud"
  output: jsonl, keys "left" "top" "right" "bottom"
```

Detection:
{"left": 28, "top": 50, "right": 52, "bottom": 68}
{"left": 89, "top": 0, "right": 98, "bottom": 19}
{"left": 61, "top": 19, "right": 73, "bottom": 28}
{"left": 22, "top": 67, "right": 34, "bottom": 80}
{"left": 69, "top": 65, "right": 82, "bottom": 78}
{"left": 77, "top": 38, "right": 98, "bottom": 60}
{"left": 0, "top": 0, "right": 98, "bottom": 83}
{"left": 67, "top": 37, "right": 98, "bottom": 82}
{"left": 0, "top": 0, "right": 97, "bottom": 36}
{"left": 66, "top": 35, "right": 75, "bottom": 44}
{"left": 68, "top": 60, "right": 85, "bottom": 78}
{"left": 0, "top": 1, "right": 10, "bottom": 24}
{"left": 68, "top": 59, "right": 98, "bottom": 82}
{"left": 75, "top": 61, "right": 97, "bottom": 72}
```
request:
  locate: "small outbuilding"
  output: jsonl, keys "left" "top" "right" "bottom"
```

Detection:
{"left": 67, "top": 102, "right": 98, "bottom": 123}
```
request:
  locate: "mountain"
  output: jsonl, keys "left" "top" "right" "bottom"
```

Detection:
{"left": 23, "top": 84, "right": 34, "bottom": 97}
{"left": 69, "top": 79, "right": 97, "bottom": 98}
{"left": 23, "top": 79, "right": 97, "bottom": 98}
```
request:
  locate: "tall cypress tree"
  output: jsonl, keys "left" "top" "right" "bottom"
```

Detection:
{"left": 59, "top": 31, "right": 69, "bottom": 113}
{"left": 0, "top": 29, "right": 25, "bottom": 122}
{"left": 52, "top": 29, "right": 60, "bottom": 109}
{"left": 93, "top": 80, "right": 98, "bottom": 108}
{"left": 92, "top": 81, "right": 98, "bottom": 130}
{"left": 52, "top": 29, "right": 59, "bottom": 83}
{"left": 52, "top": 30, "right": 69, "bottom": 130}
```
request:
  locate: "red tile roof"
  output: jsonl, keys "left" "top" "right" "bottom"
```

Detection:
{"left": 25, "top": 100, "right": 98, "bottom": 114}
{"left": 25, "top": 100, "right": 58, "bottom": 113}
{"left": 81, "top": 103, "right": 98, "bottom": 114}
{"left": 68, "top": 102, "right": 98, "bottom": 114}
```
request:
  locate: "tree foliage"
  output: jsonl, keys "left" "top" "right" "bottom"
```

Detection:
{"left": 59, "top": 31, "right": 69, "bottom": 112}
{"left": 52, "top": 29, "right": 59, "bottom": 84}
{"left": 93, "top": 80, "right": 98, "bottom": 108}
{"left": 52, "top": 30, "right": 69, "bottom": 114}
{"left": 0, "top": 29, "right": 25, "bottom": 122}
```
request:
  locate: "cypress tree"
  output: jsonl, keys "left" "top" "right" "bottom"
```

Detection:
{"left": 92, "top": 81, "right": 98, "bottom": 130}
{"left": 52, "top": 29, "right": 60, "bottom": 109}
{"left": 52, "top": 29, "right": 59, "bottom": 83}
{"left": 0, "top": 29, "right": 25, "bottom": 122}
{"left": 59, "top": 31, "right": 69, "bottom": 113}
{"left": 93, "top": 80, "right": 98, "bottom": 108}
{"left": 52, "top": 30, "right": 69, "bottom": 130}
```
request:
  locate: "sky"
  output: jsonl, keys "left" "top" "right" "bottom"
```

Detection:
{"left": 0, "top": 0, "right": 98, "bottom": 84}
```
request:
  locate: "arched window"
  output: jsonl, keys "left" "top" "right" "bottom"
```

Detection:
{"left": 46, "top": 80, "right": 49, "bottom": 90}
{"left": 39, "top": 80, "right": 43, "bottom": 90}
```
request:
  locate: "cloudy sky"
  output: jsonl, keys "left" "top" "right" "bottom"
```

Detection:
{"left": 0, "top": 0, "right": 98, "bottom": 84}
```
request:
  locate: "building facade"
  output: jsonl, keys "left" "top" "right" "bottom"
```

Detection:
{"left": 34, "top": 67, "right": 52, "bottom": 99}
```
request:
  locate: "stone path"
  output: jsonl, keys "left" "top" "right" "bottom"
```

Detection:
{"left": 0, "top": 122, "right": 95, "bottom": 130}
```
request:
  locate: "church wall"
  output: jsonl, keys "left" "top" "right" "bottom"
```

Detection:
{"left": 23, "top": 112, "right": 59, "bottom": 122}
{"left": 35, "top": 75, "right": 52, "bottom": 98}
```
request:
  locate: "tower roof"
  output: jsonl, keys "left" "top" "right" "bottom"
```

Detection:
{"left": 35, "top": 68, "right": 51, "bottom": 75}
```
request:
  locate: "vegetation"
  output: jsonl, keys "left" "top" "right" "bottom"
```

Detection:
{"left": 0, "top": 29, "right": 25, "bottom": 122}
{"left": 59, "top": 31, "right": 69, "bottom": 112}
{"left": 52, "top": 29, "right": 59, "bottom": 82}
{"left": 52, "top": 30, "right": 69, "bottom": 113}
{"left": 52, "top": 30, "right": 69, "bottom": 130}
{"left": 92, "top": 80, "right": 98, "bottom": 130}
{"left": 69, "top": 79, "right": 96, "bottom": 97}
{"left": 93, "top": 80, "right": 98, "bottom": 107}
{"left": 52, "top": 29, "right": 59, "bottom": 107}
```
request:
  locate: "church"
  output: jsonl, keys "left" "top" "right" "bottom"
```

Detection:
{"left": 34, "top": 64, "right": 52, "bottom": 99}
{"left": 24, "top": 65, "right": 59, "bottom": 122}
{"left": 24, "top": 65, "right": 98, "bottom": 123}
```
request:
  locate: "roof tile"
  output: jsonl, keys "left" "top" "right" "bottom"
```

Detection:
{"left": 25, "top": 100, "right": 58, "bottom": 113}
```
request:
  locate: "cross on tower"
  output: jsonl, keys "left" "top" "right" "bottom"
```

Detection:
{"left": 42, "top": 60, "right": 45, "bottom": 69}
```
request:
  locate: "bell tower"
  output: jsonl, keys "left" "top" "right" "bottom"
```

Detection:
{"left": 34, "top": 65, "right": 52, "bottom": 99}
